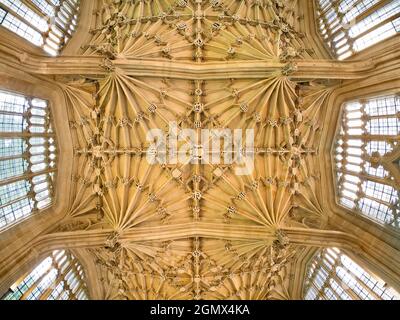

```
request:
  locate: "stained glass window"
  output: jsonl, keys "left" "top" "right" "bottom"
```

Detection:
{"left": 0, "top": 90, "right": 57, "bottom": 230}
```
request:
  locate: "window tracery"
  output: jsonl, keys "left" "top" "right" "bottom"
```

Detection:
{"left": 1, "top": 250, "right": 89, "bottom": 300}
{"left": 316, "top": 0, "right": 400, "bottom": 59}
{"left": 0, "top": 0, "right": 80, "bottom": 55}
{"left": 0, "top": 90, "right": 57, "bottom": 230}
{"left": 304, "top": 247, "right": 400, "bottom": 300}
{"left": 334, "top": 94, "right": 400, "bottom": 228}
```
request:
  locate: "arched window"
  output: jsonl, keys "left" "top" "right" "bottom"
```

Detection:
{"left": 0, "top": 90, "right": 57, "bottom": 230}
{"left": 0, "top": 0, "right": 80, "bottom": 55}
{"left": 1, "top": 250, "right": 89, "bottom": 300}
{"left": 334, "top": 94, "right": 400, "bottom": 228}
{"left": 316, "top": 0, "right": 400, "bottom": 59}
{"left": 304, "top": 247, "right": 400, "bottom": 300}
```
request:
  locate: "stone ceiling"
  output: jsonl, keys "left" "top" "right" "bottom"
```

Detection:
{"left": 53, "top": 0, "right": 334, "bottom": 299}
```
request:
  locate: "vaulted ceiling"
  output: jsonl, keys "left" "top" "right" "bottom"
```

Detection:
{"left": 56, "top": 0, "right": 332, "bottom": 299}
{"left": 0, "top": 0, "right": 399, "bottom": 300}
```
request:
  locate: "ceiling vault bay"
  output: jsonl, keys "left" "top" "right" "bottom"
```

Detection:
{"left": 0, "top": 0, "right": 399, "bottom": 300}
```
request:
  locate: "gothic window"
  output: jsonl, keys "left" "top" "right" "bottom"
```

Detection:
{"left": 304, "top": 247, "right": 400, "bottom": 300}
{"left": 0, "top": 0, "right": 80, "bottom": 56}
{"left": 316, "top": 0, "right": 400, "bottom": 59}
{"left": 334, "top": 94, "right": 400, "bottom": 228}
{"left": 0, "top": 90, "right": 57, "bottom": 230}
{"left": 1, "top": 250, "right": 89, "bottom": 300}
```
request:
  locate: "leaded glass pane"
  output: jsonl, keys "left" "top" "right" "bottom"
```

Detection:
{"left": 335, "top": 94, "right": 400, "bottom": 228}
{"left": 2, "top": 251, "right": 89, "bottom": 300}
{"left": 304, "top": 248, "right": 400, "bottom": 300}
{"left": 0, "top": 0, "right": 80, "bottom": 55}
{"left": 0, "top": 89, "right": 57, "bottom": 230}
{"left": 317, "top": 0, "right": 400, "bottom": 59}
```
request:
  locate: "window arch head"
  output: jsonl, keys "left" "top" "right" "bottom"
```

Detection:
{"left": 304, "top": 248, "right": 400, "bottom": 300}
{"left": 0, "top": 0, "right": 80, "bottom": 56}
{"left": 0, "top": 89, "right": 57, "bottom": 230}
{"left": 316, "top": 0, "right": 400, "bottom": 59}
{"left": 1, "top": 250, "right": 89, "bottom": 300}
{"left": 334, "top": 93, "right": 400, "bottom": 229}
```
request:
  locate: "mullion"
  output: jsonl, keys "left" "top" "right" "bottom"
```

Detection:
{"left": 336, "top": 93, "right": 400, "bottom": 228}
{"left": 305, "top": 248, "right": 399, "bottom": 300}
{"left": 0, "top": 6, "right": 7, "bottom": 24}
{"left": 0, "top": 0, "right": 80, "bottom": 54}
{"left": 0, "top": 90, "right": 56, "bottom": 229}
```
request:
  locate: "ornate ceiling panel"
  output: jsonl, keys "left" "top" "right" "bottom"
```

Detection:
{"left": 76, "top": 236, "right": 295, "bottom": 300}
{"left": 51, "top": 0, "right": 333, "bottom": 299}
{"left": 82, "top": 0, "right": 314, "bottom": 62}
